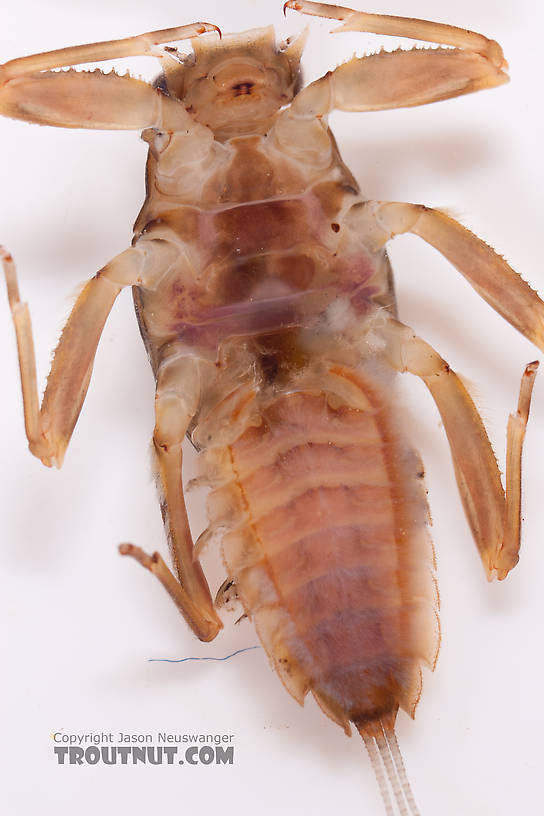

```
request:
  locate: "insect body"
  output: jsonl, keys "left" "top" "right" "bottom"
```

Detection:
{"left": 2, "top": 2, "right": 543, "bottom": 814}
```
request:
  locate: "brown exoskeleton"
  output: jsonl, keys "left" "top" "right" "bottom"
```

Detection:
{"left": 2, "top": 1, "right": 543, "bottom": 814}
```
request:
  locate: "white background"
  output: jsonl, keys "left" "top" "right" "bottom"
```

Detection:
{"left": 1, "top": 1, "right": 543, "bottom": 814}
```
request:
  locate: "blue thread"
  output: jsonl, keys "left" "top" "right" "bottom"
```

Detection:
{"left": 148, "top": 645, "right": 261, "bottom": 663}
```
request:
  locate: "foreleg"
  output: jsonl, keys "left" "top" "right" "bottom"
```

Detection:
{"left": 285, "top": 1, "right": 507, "bottom": 117}
{"left": 0, "top": 22, "right": 218, "bottom": 130}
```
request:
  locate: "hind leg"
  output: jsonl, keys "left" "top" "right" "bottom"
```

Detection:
{"left": 120, "top": 349, "right": 222, "bottom": 642}
{"left": 382, "top": 317, "right": 538, "bottom": 579}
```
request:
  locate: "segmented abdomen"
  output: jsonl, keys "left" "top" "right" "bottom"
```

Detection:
{"left": 201, "top": 365, "right": 439, "bottom": 733}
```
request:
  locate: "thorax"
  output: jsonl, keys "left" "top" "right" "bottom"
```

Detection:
{"left": 132, "top": 122, "right": 395, "bottom": 370}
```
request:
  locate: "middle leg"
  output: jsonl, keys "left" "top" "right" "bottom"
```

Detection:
{"left": 2, "top": 239, "right": 176, "bottom": 467}
{"left": 349, "top": 201, "right": 544, "bottom": 353}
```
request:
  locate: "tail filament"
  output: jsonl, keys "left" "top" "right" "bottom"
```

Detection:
{"left": 361, "top": 732, "right": 395, "bottom": 816}
{"left": 358, "top": 720, "right": 420, "bottom": 816}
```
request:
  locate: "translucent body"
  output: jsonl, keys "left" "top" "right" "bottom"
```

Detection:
{"left": 131, "top": 27, "right": 437, "bottom": 735}
{"left": 2, "top": 5, "right": 542, "bottom": 814}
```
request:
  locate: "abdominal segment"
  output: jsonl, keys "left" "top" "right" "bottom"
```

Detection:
{"left": 200, "top": 368, "right": 439, "bottom": 733}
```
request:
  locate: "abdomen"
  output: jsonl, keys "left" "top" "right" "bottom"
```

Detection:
{"left": 199, "top": 363, "right": 440, "bottom": 734}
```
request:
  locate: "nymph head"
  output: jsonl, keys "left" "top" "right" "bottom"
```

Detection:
{"left": 162, "top": 26, "right": 307, "bottom": 138}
